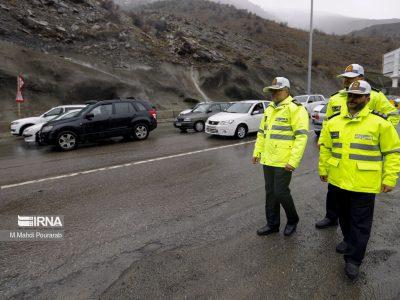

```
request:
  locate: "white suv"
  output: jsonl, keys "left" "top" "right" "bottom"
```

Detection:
{"left": 205, "top": 100, "right": 269, "bottom": 139}
{"left": 293, "top": 94, "right": 326, "bottom": 115}
{"left": 10, "top": 105, "right": 86, "bottom": 136}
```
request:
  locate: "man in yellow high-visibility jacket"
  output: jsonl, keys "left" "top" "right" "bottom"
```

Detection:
{"left": 319, "top": 80, "right": 400, "bottom": 279}
{"left": 253, "top": 77, "right": 309, "bottom": 236}
{"left": 316, "top": 64, "right": 400, "bottom": 230}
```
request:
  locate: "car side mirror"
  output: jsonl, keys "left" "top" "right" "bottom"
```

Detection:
{"left": 85, "top": 113, "right": 94, "bottom": 120}
{"left": 207, "top": 109, "right": 213, "bottom": 113}
{"left": 252, "top": 110, "right": 260, "bottom": 115}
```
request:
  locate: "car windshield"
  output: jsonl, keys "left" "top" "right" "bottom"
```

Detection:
{"left": 294, "top": 96, "right": 308, "bottom": 103}
{"left": 42, "top": 107, "right": 62, "bottom": 117}
{"left": 76, "top": 104, "right": 93, "bottom": 116}
{"left": 192, "top": 104, "right": 210, "bottom": 113}
{"left": 54, "top": 110, "right": 81, "bottom": 120}
{"left": 321, "top": 104, "right": 328, "bottom": 113}
{"left": 227, "top": 103, "right": 253, "bottom": 113}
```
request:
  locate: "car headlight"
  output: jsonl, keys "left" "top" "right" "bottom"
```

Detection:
{"left": 184, "top": 117, "right": 191, "bottom": 122}
{"left": 219, "top": 120, "right": 235, "bottom": 125}
{"left": 41, "top": 125, "right": 53, "bottom": 132}
{"left": 11, "top": 121, "right": 19, "bottom": 125}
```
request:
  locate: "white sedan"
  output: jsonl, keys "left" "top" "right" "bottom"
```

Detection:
{"left": 293, "top": 94, "right": 326, "bottom": 115}
{"left": 23, "top": 109, "right": 83, "bottom": 143}
{"left": 10, "top": 105, "right": 86, "bottom": 136}
{"left": 205, "top": 100, "right": 269, "bottom": 139}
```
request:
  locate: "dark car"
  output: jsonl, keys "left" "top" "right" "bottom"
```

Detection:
{"left": 173, "top": 102, "right": 232, "bottom": 132}
{"left": 38, "top": 99, "right": 157, "bottom": 151}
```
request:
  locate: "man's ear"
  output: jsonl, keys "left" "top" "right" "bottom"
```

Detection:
{"left": 366, "top": 95, "right": 371, "bottom": 102}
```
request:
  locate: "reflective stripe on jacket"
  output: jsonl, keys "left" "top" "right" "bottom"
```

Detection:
{"left": 253, "top": 96, "right": 309, "bottom": 168}
{"left": 319, "top": 105, "right": 400, "bottom": 193}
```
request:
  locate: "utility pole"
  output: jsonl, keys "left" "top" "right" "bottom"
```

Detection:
{"left": 307, "top": 0, "right": 314, "bottom": 95}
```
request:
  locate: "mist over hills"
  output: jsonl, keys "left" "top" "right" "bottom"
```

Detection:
{"left": 116, "top": 0, "right": 400, "bottom": 35}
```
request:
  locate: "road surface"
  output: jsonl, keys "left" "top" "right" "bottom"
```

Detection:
{"left": 0, "top": 124, "right": 399, "bottom": 299}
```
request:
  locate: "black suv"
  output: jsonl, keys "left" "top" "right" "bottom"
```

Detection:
{"left": 38, "top": 99, "right": 157, "bottom": 151}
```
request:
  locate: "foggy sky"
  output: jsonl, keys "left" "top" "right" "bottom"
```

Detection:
{"left": 249, "top": 0, "right": 400, "bottom": 19}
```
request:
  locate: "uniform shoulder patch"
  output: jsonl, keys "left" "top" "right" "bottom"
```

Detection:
{"left": 371, "top": 110, "right": 388, "bottom": 120}
{"left": 327, "top": 112, "right": 340, "bottom": 120}
{"left": 291, "top": 99, "right": 303, "bottom": 106}
{"left": 330, "top": 91, "right": 339, "bottom": 97}
{"left": 371, "top": 87, "right": 380, "bottom": 92}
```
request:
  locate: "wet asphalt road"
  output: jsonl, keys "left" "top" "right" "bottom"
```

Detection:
{"left": 0, "top": 124, "right": 399, "bottom": 299}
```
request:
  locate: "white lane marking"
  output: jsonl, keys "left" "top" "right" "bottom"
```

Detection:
{"left": 1, "top": 141, "right": 255, "bottom": 190}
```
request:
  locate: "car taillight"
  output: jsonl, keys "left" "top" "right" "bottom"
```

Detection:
{"left": 149, "top": 108, "right": 157, "bottom": 119}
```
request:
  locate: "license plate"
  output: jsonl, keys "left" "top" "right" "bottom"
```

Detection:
{"left": 175, "top": 122, "right": 181, "bottom": 126}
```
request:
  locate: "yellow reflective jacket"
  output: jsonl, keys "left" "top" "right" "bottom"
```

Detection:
{"left": 253, "top": 96, "right": 309, "bottom": 168}
{"left": 326, "top": 89, "right": 399, "bottom": 126}
{"left": 319, "top": 105, "right": 400, "bottom": 193}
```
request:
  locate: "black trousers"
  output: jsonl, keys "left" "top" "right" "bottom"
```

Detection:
{"left": 329, "top": 184, "right": 375, "bottom": 266}
{"left": 325, "top": 184, "right": 339, "bottom": 221}
{"left": 263, "top": 165, "right": 299, "bottom": 228}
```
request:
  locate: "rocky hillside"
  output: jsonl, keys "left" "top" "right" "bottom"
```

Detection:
{"left": 0, "top": 0, "right": 396, "bottom": 127}
{"left": 350, "top": 22, "right": 400, "bottom": 41}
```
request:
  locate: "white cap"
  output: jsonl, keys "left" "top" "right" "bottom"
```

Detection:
{"left": 345, "top": 80, "right": 371, "bottom": 95}
{"left": 263, "top": 77, "right": 290, "bottom": 92}
{"left": 338, "top": 64, "right": 364, "bottom": 78}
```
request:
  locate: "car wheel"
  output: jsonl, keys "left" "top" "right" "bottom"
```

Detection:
{"left": 133, "top": 123, "right": 149, "bottom": 140}
{"left": 57, "top": 131, "right": 78, "bottom": 151}
{"left": 194, "top": 121, "right": 205, "bottom": 132}
{"left": 235, "top": 124, "right": 247, "bottom": 139}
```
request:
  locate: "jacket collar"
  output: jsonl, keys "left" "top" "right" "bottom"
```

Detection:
{"left": 270, "top": 96, "right": 293, "bottom": 109}
{"left": 342, "top": 104, "right": 371, "bottom": 120}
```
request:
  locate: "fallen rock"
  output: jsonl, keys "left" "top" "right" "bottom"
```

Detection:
{"left": 0, "top": 4, "right": 10, "bottom": 11}
{"left": 91, "top": 24, "right": 101, "bottom": 31}
{"left": 36, "top": 19, "right": 49, "bottom": 27}
{"left": 177, "top": 40, "right": 195, "bottom": 56}
{"left": 27, "top": 9, "right": 35, "bottom": 17}
{"left": 29, "top": 0, "right": 43, "bottom": 7}
{"left": 56, "top": 26, "right": 66, "bottom": 32}
{"left": 118, "top": 32, "right": 127, "bottom": 41}
{"left": 71, "top": 24, "right": 80, "bottom": 31}
{"left": 43, "top": 0, "right": 56, "bottom": 5}
{"left": 57, "top": 7, "right": 67, "bottom": 14}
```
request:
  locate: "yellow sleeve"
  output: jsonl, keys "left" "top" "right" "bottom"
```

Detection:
{"left": 288, "top": 105, "right": 309, "bottom": 168}
{"left": 374, "top": 92, "right": 399, "bottom": 126}
{"left": 253, "top": 113, "right": 266, "bottom": 158}
{"left": 323, "top": 96, "right": 336, "bottom": 128}
{"left": 318, "top": 121, "right": 333, "bottom": 176}
{"left": 380, "top": 121, "right": 400, "bottom": 187}
{"left": 325, "top": 97, "right": 336, "bottom": 119}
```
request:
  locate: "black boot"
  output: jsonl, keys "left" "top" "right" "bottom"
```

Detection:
{"left": 315, "top": 217, "right": 338, "bottom": 229}
{"left": 257, "top": 225, "right": 279, "bottom": 236}
{"left": 345, "top": 262, "right": 359, "bottom": 280}
{"left": 283, "top": 223, "right": 297, "bottom": 236}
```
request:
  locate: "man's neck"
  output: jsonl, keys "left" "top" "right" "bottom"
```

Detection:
{"left": 348, "top": 109, "right": 361, "bottom": 117}
{"left": 273, "top": 96, "right": 288, "bottom": 106}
